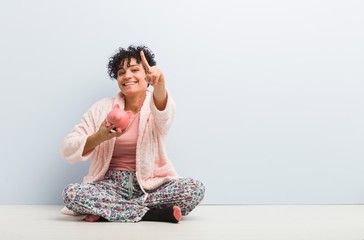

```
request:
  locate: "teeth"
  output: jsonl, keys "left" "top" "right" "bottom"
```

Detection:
{"left": 123, "top": 81, "right": 137, "bottom": 86}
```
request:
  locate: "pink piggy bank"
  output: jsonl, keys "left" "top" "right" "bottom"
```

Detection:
{"left": 106, "top": 104, "right": 131, "bottom": 133}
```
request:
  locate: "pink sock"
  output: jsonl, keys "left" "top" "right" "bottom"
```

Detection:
{"left": 173, "top": 206, "right": 182, "bottom": 222}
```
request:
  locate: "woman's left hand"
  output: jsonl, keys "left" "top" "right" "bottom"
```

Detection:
{"left": 140, "top": 50, "right": 167, "bottom": 110}
{"left": 140, "top": 50, "right": 165, "bottom": 91}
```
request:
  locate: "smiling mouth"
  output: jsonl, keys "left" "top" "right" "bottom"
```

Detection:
{"left": 122, "top": 81, "right": 138, "bottom": 87}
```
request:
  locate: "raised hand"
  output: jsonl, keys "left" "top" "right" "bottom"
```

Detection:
{"left": 140, "top": 50, "right": 165, "bottom": 89}
{"left": 140, "top": 50, "right": 168, "bottom": 110}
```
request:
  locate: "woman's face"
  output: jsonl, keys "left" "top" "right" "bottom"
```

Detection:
{"left": 116, "top": 57, "right": 148, "bottom": 96}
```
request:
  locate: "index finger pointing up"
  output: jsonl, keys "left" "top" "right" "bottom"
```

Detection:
{"left": 140, "top": 50, "right": 150, "bottom": 72}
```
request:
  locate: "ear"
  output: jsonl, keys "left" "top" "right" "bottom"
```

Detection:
{"left": 114, "top": 104, "right": 120, "bottom": 109}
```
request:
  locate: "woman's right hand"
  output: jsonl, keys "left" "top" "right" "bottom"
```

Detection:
{"left": 82, "top": 119, "right": 123, "bottom": 156}
{"left": 96, "top": 119, "right": 124, "bottom": 142}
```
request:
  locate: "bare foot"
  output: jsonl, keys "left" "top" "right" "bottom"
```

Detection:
{"left": 85, "top": 215, "right": 101, "bottom": 222}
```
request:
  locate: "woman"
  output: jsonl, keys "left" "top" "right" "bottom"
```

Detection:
{"left": 61, "top": 45, "right": 205, "bottom": 223}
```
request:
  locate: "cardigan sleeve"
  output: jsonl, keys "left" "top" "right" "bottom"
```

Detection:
{"left": 60, "top": 98, "right": 110, "bottom": 163}
{"left": 149, "top": 90, "right": 176, "bottom": 136}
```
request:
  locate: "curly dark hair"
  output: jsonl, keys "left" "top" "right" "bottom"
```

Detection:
{"left": 107, "top": 45, "right": 157, "bottom": 79}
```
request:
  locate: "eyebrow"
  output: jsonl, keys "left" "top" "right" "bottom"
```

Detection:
{"left": 118, "top": 64, "right": 140, "bottom": 71}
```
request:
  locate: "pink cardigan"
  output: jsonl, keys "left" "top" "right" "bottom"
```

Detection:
{"left": 61, "top": 90, "right": 178, "bottom": 202}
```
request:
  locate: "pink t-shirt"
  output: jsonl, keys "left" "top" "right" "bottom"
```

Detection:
{"left": 109, "top": 113, "right": 140, "bottom": 172}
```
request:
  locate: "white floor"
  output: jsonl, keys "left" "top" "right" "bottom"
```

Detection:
{"left": 1, "top": 205, "right": 364, "bottom": 240}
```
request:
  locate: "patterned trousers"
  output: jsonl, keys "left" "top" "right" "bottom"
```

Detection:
{"left": 63, "top": 170, "right": 205, "bottom": 222}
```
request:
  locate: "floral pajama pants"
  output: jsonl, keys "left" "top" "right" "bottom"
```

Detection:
{"left": 63, "top": 170, "right": 205, "bottom": 222}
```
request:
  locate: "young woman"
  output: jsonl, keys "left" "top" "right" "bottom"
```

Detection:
{"left": 61, "top": 45, "right": 205, "bottom": 223}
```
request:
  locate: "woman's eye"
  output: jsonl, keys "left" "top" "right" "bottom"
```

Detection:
{"left": 118, "top": 72, "right": 125, "bottom": 76}
{"left": 132, "top": 69, "right": 139, "bottom": 72}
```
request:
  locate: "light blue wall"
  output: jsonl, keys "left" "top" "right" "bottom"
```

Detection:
{"left": 0, "top": 0, "right": 363, "bottom": 204}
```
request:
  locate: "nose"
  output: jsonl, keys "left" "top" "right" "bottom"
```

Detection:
{"left": 124, "top": 69, "right": 132, "bottom": 79}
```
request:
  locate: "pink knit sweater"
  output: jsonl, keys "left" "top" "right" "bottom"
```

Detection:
{"left": 61, "top": 90, "right": 178, "bottom": 192}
